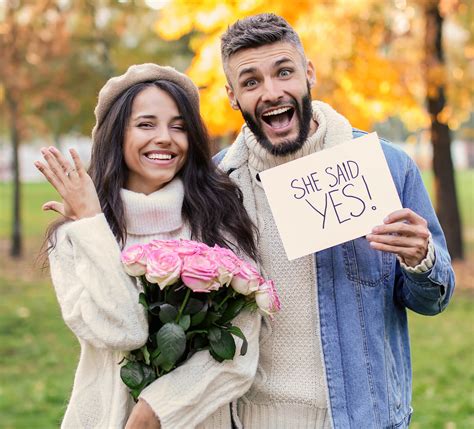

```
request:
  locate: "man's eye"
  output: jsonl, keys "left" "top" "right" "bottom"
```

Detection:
{"left": 244, "top": 79, "right": 257, "bottom": 88}
{"left": 279, "top": 69, "right": 292, "bottom": 77}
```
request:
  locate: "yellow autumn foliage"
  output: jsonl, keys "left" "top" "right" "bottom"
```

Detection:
{"left": 154, "top": 0, "right": 471, "bottom": 137}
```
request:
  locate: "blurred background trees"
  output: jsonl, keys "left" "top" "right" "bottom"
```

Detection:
{"left": 0, "top": 0, "right": 472, "bottom": 258}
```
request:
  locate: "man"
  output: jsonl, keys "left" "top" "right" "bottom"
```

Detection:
{"left": 213, "top": 13, "right": 455, "bottom": 429}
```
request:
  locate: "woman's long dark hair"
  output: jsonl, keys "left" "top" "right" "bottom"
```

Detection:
{"left": 44, "top": 80, "right": 259, "bottom": 261}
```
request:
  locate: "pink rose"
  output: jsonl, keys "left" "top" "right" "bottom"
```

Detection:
{"left": 230, "top": 261, "right": 262, "bottom": 295}
{"left": 208, "top": 246, "right": 242, "bottom": 286}
{"left": 121, "top": 244, "right": 148, "bottom": 276}
{"left": 148, "top": 239, "right": 179, "bottom": 252}
{"left": 175, "top": 239, "right": 210, "bottom": 257}
{"left": 255, "top": 280, "right": 281, "bottom": 318}
{"left": 145, "top": 248, "right": 182, "bottom": 289}
{"left": 181, "top": 253, "right": 220, "bottom": 292}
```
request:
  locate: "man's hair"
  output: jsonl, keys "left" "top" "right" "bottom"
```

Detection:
{"left": 221, "top": 13, "right": 306, "bottom": 75}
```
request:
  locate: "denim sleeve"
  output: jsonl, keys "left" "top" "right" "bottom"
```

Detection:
{"left": 394, "top": 156, "right": 455, "bottom": 316}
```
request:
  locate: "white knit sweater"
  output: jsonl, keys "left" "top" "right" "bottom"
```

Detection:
{"left": 49, "top": 178, "right": 261, "bottom": 429}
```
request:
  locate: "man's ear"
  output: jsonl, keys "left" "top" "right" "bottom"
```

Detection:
{"left": 306, "top": 60, "right": 316, "bottom": 89}
{"left": 226, "top": 84, "right": 239, "bottom": 110}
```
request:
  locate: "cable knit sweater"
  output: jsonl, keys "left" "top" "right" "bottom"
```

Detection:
{"left": 219, "top": 101, "right": 434, "bottom": 429}
{"left": 49, "top": 177, "right": 261, "bottom": 429}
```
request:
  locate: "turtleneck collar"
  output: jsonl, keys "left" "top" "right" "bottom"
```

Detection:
{"left": 245, "top": 100, "right": 352, "bottom": 173}
{"left": 121, "top": 177, "right": 184, "bottom": 236}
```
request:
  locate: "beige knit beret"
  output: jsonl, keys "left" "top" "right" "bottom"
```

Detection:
{"left": 92, "top": 63, "right": 200, "bottom": 139}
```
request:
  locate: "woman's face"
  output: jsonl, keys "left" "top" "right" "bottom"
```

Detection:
{"left": 123, "top": 86, "right": 189, "bottom": 194}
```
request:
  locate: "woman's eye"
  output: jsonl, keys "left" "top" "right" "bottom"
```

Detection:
{"left": 138, "top": 122, "right": 153, "bottom": 128}
{"left": 172, "top": 124, "right": 186, "bottom": 131}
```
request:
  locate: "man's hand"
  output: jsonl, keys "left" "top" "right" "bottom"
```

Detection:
{"left": 125, "top": 399, "right": 161, "bottom": 429}
{"left": 366, "top": 208, "right": 430, "bottom": 268}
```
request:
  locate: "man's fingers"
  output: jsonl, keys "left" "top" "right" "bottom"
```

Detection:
{"left": 371, "top": 222, "right": 430, "bottom": 239}
{"left": 369, "top": 240, "right": 427, "bottom": 265}
{"left": 366, "top": 233, "right": 425, "bottom": 249}
{"left": 384, "top": 208, "right": 427, "bottom": 226}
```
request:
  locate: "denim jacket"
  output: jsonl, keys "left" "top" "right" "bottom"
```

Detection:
{"left": 214, "top": 129, "right": 455, "bottom": 429}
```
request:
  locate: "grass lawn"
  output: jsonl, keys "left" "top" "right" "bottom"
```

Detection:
{"left": 0, "top": 174, "right": 472, "bottom": 428}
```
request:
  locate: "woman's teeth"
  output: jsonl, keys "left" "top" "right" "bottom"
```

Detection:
{"left": 146, "top": 153, "right": 173, "bottom": 160}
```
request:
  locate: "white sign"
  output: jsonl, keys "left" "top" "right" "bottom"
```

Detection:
{"left": 259, "top": 132, "right": 402, "bottom": 260}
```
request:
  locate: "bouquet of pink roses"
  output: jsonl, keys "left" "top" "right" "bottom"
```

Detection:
{"left": 119, "top": 239, "right": 280, "bottom": 400}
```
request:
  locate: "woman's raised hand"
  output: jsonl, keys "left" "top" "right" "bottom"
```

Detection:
{"left": 35, "top": 147, "right": 102, "bottom": 220}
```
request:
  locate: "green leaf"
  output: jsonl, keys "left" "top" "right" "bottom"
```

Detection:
{"left": 159, "top": 304, "right": 178, "bottom": 323}
{"left": 209, "top": 328, "right": 236, "bottom": 361}
{"left": 141, "top": 346, "right": 151, "bottom": 365}
{"left": 219, "top": 298, "right": 246, "bottom": 324}
{"left": 210, "top": 348, "right": 224, "bottom": 363}
{"left": 208, "top": 326, "right": 221, "bottom": 343}
{"left": 203, "top": 311, "right": 222, "bottom": 328}
{"left": 120, "top": 361, "right": 145, "bottom": 389}
{"left": 178, "top": 314, "right": 191, "bottom": 331}
{"left": 227, "top": 326, "right": 248, "bottom": 356}
{"left": 190, "top": 302, "right": 208, "bottom": 326}
{"left": 124, "top": 363, "right": 156, "bottom": 401}
{"left": 155, "top": 323, "right": 186, "bottom": 367}
{"left": 191, "top": 334, "right": 209, "bottom": 350}
{"left": 184, "top": 297, "right": 205, "bottom": 315}
{"left": 186, "top": 329, "right": 208, "bottom": 340}
{"left": 138, "top": 293, "right": 148, "bottom": 309}
{"left": 142, "top": 364, "right": 156, "bottom": 386}
{"left": 160, "top": 360, "right": 175, "bottom": 372}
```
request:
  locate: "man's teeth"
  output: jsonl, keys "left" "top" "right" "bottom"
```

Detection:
{"left": 146, "top": 153, "right": 173, "bottom": 160}
{"left": 262, "top": 107, "right": 291, "bottom": 117}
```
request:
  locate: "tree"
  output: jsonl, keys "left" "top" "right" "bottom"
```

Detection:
{"left": 0, "top": 0, "right": 192, "bottom": 258}
{"left": 424, "top": 0, "right": 463, "bottom": 259}
{"left": 0, "top": 0, "right": 71, "bottom": 257}
{"left": 154, "top": 0, "right": 472, "bottom": 259}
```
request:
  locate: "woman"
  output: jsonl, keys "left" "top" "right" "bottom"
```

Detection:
{"left": 35, "top": 64, "right": 261, "bottom": 429}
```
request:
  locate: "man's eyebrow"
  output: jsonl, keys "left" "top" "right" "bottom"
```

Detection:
{"left": 238, "top": 66, "right": 257, "bottom": 80}
{"left": 274, "top": 58, "right": 294, "bottom": 67}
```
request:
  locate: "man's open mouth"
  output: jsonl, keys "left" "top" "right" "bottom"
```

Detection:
{"left": 261, "top": 106, "right": 295, "bottom": 129}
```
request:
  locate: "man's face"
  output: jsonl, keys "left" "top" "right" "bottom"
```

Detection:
{"left": 225, "top": 41, "right": 317, "bottom": 156}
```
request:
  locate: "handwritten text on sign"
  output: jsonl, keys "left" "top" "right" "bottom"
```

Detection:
{"left": 259, "top": 133, "right": 402, "bottom": 260}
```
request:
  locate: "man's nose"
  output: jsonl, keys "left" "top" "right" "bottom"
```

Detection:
{"left": 261, "top": 78, "right": 284, "bottom": 103}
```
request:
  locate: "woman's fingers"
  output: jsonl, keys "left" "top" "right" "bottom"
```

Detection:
{"left": 69, "top": 148, "right": 86, "bottom": 178}
{"left": 40, "top": 147, "right": 68, "bottom": 185}
{"left": 47, "top": 146, "right": 78, "bottom": 179}
{"left": 42, "top": 201, "right": 67, "bottom": 217}
{"left": 34, "top": 160, "right": 65, "bottom": 194}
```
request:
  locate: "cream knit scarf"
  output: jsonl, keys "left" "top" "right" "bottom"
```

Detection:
{"left": 120, "top": 177, "right": 185, "bottom": 236}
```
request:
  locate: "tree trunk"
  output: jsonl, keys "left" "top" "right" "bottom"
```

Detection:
{"left": 425, "top": 3, "right": 463, "bottom": 260}
{"left": 6, "top": 91, "right": 22, "bottom": 258}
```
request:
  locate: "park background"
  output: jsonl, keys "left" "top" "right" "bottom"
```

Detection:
{"left": 0, "top": 0, "right": 472, "bottom": 427}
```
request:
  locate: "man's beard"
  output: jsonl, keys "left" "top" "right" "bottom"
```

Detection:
{"left": 241, "top": 90, "right": 313, "bottom": 157}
